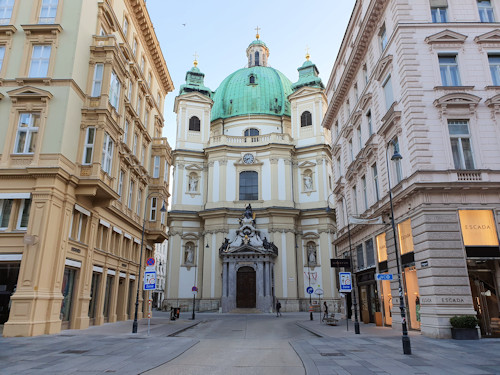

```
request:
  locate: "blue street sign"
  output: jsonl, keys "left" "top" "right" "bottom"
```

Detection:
{"left": 306, "top": 286, "right": 314, "bottom": 294}
{"left": 339, "top": 272, "right": 352, "bottom": 292}
{"left": 144, "top": 271, "right": 156, "bottom": 290}
{"left": 376, "top": 273, "right": 394, "bottom": 281}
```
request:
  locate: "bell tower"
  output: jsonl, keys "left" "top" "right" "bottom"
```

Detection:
{"left": 246, "top": 27, "right": 270, "bottom": 67}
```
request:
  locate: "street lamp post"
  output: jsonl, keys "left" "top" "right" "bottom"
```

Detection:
{"left": 132, "top": 193, "right": 166, "bottom": 334}
{"left": 327, "top": 193, "right": 360, "bottom": 334}
{"left": 386, "top": 140, "right": 412, "bottom": 355}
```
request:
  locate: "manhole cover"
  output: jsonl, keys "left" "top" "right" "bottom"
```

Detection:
{"left": 61, "top": 350, "right": 88, "bottom": 354}
{"left": 321, "top": 353, "right": 345, "bottom": 357}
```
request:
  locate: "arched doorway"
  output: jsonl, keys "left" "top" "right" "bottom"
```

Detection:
{"left": 236, "top": 266, "right": 256, "bottom": 308}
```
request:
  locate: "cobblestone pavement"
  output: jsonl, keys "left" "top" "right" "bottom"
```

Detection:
{"left": 1, "top": 312, "right": 499, "bottom": 374}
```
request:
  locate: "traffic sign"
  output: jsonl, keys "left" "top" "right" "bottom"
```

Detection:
{"left": 330, "top": 258, "right": 351, "bottom": 268}
{"left": 306, "top": 286, "right": 314, "bottom": 294}
{"left": 339, "top": 272, "right": 352, "bottom": 292}
{"left": 192, "top": 286, "right": 198, "bottom": 292}
{"left": 315, "top": 288, "right": 324, "bottom": 296}
{"left": 376, "top": 273, "right": 394, "bottom": 281}
{"left": 143, "top": 271, "right": 156, "bottom": 290}
{"left": 146, "top": 258, "right": 155, "bottom": 267}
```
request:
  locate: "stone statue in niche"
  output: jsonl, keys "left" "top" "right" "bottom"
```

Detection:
{"left": 304, "top": 175, "right": 313, "bottom": 191}
{"left": 188, "top": 175, "right": 198, "bottom": 192}
{"left": 185, "top": 244, "right": 194, "bottom": 264}
{"left": 307, "top": 243, "right": 317, "bottom": 265}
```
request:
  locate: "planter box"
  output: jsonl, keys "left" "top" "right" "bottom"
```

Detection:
{"left": 451, "top": 327, "right": 479, "bottom": 340}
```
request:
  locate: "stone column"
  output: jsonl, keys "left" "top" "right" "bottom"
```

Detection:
{"left": 222, "top": 261, "right": 228, "bottom": 297}
{"left": 264, "top": 262, "right": 269, "bottom": 297}
{"left": 257, "top": 262, "right": 264, "bottom": 298}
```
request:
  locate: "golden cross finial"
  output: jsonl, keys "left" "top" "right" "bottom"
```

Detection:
{"left": 255, "top": 26, "right": 260, "bottom": 40}
{"left": 305, "top": 45, "right": 310, "bottom": 61}
{"left": 193, "top": 51, "right": 198, "bottom": 67}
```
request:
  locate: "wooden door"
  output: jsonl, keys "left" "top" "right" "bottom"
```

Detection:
{"left": 237, "top": 266, "right": 256, "bottom": 308}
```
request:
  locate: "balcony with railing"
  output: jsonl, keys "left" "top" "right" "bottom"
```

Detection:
{"left": 208, "top": 132, "right": 293, "bottom": 147}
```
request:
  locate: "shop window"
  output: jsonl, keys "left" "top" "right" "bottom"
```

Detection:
{"left": 448, "top": 120, "right": 475, "bottom": 170}
{"left": 0, "top": 0, "right": 14, "bottom": 25}
{"left": 16, "top": 199, "right": 31, "bottom": 230}
{"left": 431, "top": 0, "right": 448, "bottom": 22}
{"left": 14, "top": 112, "right": 40, "bottom": 154}
{"left": 301, "top": 111, "right": 312, "bottom": 127}
{"left": 38, "top": 0, "right": 58, "bottom": 24}
{"left": 109, "top": 70, "right": 121, "bottom": 110}
{"left": 60, "top": 267, "right": 76, "bottom": 322}
{"left": 29, "top": 45, "right": 51, "bottom": 77}
{"left": 88, "top": 271, "right": 101, "bottom": 319}
{"left": 239, "top": 171, "right": 258, "bottom": 200}
{"left": 0, "top": 199, "right": 13, "bottom": 229}
{"left": 82, "top": 127, "right": 95, "bottom": 165}
{"left": 91, "top": 64, "right": 104, "bottom": 97}
{"left": 439, "top": 54, "right": 461, "bottom": 86}
{"left": 376, "top": 232, "right": 387, "bottom": 263}
{"left": 478, "top": 0, "right": 495, "bottom": 22}
{"left": 101, "top": 132, "right": 114, "bottom": 175}
{"left": 397, "top": 219, "right": 414, "bottom": 255}
{"left": 189, "top": 116, "right": 200, "bottom": 131}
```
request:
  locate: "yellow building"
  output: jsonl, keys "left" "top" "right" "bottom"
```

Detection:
{"left": 0, "top": 0, "right": 173, "bottom": 337}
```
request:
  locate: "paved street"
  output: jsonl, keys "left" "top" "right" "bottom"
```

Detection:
{"left": 0, "top": 312, "right": 499, "bottom": 374}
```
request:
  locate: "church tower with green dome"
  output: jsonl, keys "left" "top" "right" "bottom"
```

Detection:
{"left": 167, "top": 34, "right": 338, "bottom": 315}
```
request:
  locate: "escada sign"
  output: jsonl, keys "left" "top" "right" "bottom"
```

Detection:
{"left": 459, "top": 210, "right": 499, "bottom": 247}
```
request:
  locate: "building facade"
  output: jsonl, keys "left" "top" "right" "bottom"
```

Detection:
{"left": 0, "top": 0, "right": 173, "bottom": 337}
{"left": 166, "top": 35, "right": 339, "bottom": 313}
{"left": 153, "top": 239, "right": 168, "bottom": 310}
{"left": 323, "top": 0, "right": 500, "bottom": 338}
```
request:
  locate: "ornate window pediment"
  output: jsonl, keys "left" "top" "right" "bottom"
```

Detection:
{"left": 485, "top": 94, "right": 500, "bottom": 117}
{"left": 8, "top": 86, "right": 53, "bottom": 103}
{"left": 351, "top": 110, "right": 362, "bottom": 125}
{"left": 433, "top": 92, "right": 481, "bottom": 116}
{"left": 358, "top": 93, "right": 372, "bottom": 110}
{"left": 185, "top": 163, "right": 203, "bottom": 171}
{"left": 298, "top": 161, "right": 316, "bottom": 169}
{"left": 475, "top": 29, "right": 500, "bottom": 44}
{"left": 425, "top": 29, "right": 467, "bottom": 45}
{"left": 374, "top": 55, "right": 393, "bottom": 82}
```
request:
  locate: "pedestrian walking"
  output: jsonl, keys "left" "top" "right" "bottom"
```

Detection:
{"left": 322, "top": 301, "right": 328, "bottom": 322}
{"left": 276, "top": 300, "right": 282, "bottom": 317}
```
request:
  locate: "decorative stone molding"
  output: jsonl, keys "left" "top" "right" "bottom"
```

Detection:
{"left": 425, "top": 29, "right": 467, "bottom": 45}
{"left": 181, "top": 232, "right": 200, "bottom": 240}
{"left": 433, "top": 92, "right": 481, "bottom": 117}
{"left": 377, "top": 103, "right": 401, "bottom": 138}
{"left": 358, "top": 93, "right": 372, "bottom": 111}
{"left": 185, "top": 163, "right": 203, "bottom": 171}
{"left": 374, "top": 55, "right": 393, "bottom": 82}
{"left": 298, "top": 161, "right": 316, "bottom": 169}
{"left": 474, "top": 29, "right": 500, "bottom": 44}
{"left": 351, "top": 110, "right": 362, "bottom": 125}
{"left": 485, "top": 94, "right": 500, "bottom": 119}
{"left": 270, "top": 157, "right": 279, "bottom": 165}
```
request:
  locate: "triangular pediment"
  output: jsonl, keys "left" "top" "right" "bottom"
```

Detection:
{"left": 425, "top": 30, "right": 467, "bottom": 45}
{"left": 223, "top": 244, "right": 268, "bottom": 255}
{"left": 174, "top": 92, "right": 214, "bottom": 112}
{"left": 375, "top": 55, "right": 393, "bottom": 81}
{"left": 433, "top": 93, "right": 481, "bottom": 108}
{"left": 288, "top": 86, "right": 324, "bottom": 100}
{"left": 359, "top": 93, "right": 372, "bottom": 110}
{"left": 8, "top": 86, "right": 52, "bottom": 101}
{"left": 475, "top": 29, "right": 500, "bottom": 44}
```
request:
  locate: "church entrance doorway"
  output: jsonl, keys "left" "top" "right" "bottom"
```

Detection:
{"left": 237, "top": 267, "right": 256, "bottom": 308}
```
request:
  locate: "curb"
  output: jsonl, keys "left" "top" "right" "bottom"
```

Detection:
{"left": 295, "top": 321, "right": 324, "bottom": 338}
{"left": 290, "top": 340, "right": 319, "bottom": 375}
{"left": 167, "top": 320, "right": 201, "bottom": 337}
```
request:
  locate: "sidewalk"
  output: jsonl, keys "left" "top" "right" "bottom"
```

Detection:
{"left": 293, "top": 317, "right": 500, "bottom": 375}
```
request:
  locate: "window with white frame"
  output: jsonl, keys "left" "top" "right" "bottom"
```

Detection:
{"left": 392, "top": 138, "right": 403, "bottom": 183}
{"left": 478, "top": 0, "right": 495, "bottom": 22}
{"left": 14, "top": 112, "right": 40, "bottom": 154}
{"left": 136, "top": 94, "right": 142, "bottom": 116}
{"left": 109, "top": 70, "right": 121, "bottom": 110}
{"left": 29, "top": 45, "right": 51, "bottom": 77}
{"left": 153, "top": 156, "right": 160, "bottom": 178}
{"left": 133, "top": 133, "right": 138, "bottom": 155}
{"left": 123, "top": 120, "right": 129, "bottom": 145}
{"left": 91, "top": 63, "right": 104, "bottom": 97}
{"left": 431, "top": 0, "right": 448, "bottom": 22}
{"left": 141, "top": 56, "right": 145, "bottom": 73}
{"left": 0, "top": 0, "right": 14, "bottom": 25}
{"left": 0, "top": 199, "right": 13, "bottom": 229}
{"left": 69, "top": 205, "right": 89, "bottom": 242}
{"left": 127, "top": 81, "right": 133, "bottom": 101}
{"left": 150, "top": 197, "right": 157, "bottom": 221}
{"left": 362, "top": 175, "right": 368, "bottom": 211}
{"left": 15, "top": 199, "right": 31, "bottom": 230}
{"left": 141, "top": 144, "right": 146, "bottom": 165}
{"left": 148, "top": 72, "right": 152, "bottom": 88}
{"left": 122, "top": 17, "right": 128, "bottom": 38}
{"left": 380, "top": 24, "right": 388, "bottom": 51}
{"left": 144, "top": 109, "right": 149, "bottom": 127}
{"left": 448, "top": 120, "right": 475, "bottom": 169}
{"left": 239, "top": 171, "right": 258, "bottom": 200}
{"left": 372, "top": 163, "right": 380, "bottom": 201}
{"left": 132, "top": 38, "right": 137, "bottom": 57}
{"left": 82, "top": 127, "right": 95, "bottom": 165}
{"left": 164, "top": 160, "right": 169, "bottom": 183}
{"left": 118, "top": 170, "right": 124, "bottom": 200}
{"left": 157, "top": 92, "right": 161, "bottom": 106}
{"left": 367, "top": 110, "right": 373, "bottom": 136}
{"left": 38, "top": 0, "right": 58, "bottom": 24}
{"left": 488, "top": 54, "right": 500, "bottom": 85}
{"left": 382, "top": 75, "right": 394, "bottom": 111}
{"left": 101, "top": 132, "right": 114, "bottom": 175}
{"left": 352, "top": 185, "right": 358, "bottom": 215}
{"left": 128, "top": 180, "right": 134, "bottom": 209}
{"left": 136, "top": 189, "right": 142, "bottom": 216}
{"left": 0, "top": 45, "right": 5, "bottom": 71}
{"left": 439, "top": 54, "right": 461, "bottom": 86}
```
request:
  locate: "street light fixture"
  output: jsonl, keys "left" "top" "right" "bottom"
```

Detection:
{"left": 386, "top": 140, "right": 412, "bottom": 355}
{"left": 327, "top": 193, "right": 360, "bottom": 334}
{"left": 132, "top": 193, "right": 167, "bottom": 334}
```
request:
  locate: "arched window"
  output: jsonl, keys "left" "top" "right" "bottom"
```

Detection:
{"left": 244, "top": 128, "right": 259, "bottom": 136}
{"left": 189, "top": 116, "right": 200, "bottom": 131}
{"left": 301, "top": 111, "right": 312, "bottom": 127}
{"left": 239, "top": 171, "right": 258, "bottom": 200}
{"left": 255, "top": 51, "right": 260, "bottom": 66}
{"left": 249, "top": 75, "right": 255, "bottom": 84}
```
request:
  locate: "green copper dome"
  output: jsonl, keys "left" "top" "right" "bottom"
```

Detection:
{"left": 211, "top": 66, "right": 293, "bottom": 121}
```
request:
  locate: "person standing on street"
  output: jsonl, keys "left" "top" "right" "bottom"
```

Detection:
{"left": 323, "top": 301, "right": 328, "bottom": 322}
{"left": 276, "top": 300, "right": 282, "bottom": 317}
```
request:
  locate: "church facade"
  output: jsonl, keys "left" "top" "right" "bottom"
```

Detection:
{"left": 166, "top": 34, "right": 338, "bottom": 313}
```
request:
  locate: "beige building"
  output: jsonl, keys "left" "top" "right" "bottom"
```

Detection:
{"left": 0, "top": 0, "right": 173, "bottom": 337}
{"left": 323, "top": 0, "right": 500, "bottom": 338}
{"left": 166, "top": 36, "right": 339, "bottom": 314}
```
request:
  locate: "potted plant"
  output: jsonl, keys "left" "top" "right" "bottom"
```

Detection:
{"left": 450, "top": 315, "right": 479, "bottom": 340}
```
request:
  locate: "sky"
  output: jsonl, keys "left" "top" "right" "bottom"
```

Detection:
{"left": 145, "top": 0, "right": 356, "bottom": 146}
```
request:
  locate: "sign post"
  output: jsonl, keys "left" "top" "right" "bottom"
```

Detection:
{"left": 339, "top": 272, "right": 352, "bottom": 293}
{"left": 315, "top": 287, "right": 324, "bottom": 325}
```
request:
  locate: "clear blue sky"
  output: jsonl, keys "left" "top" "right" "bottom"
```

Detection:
{"left": 145, "top": 0, "right": 356, "bottom": 146}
